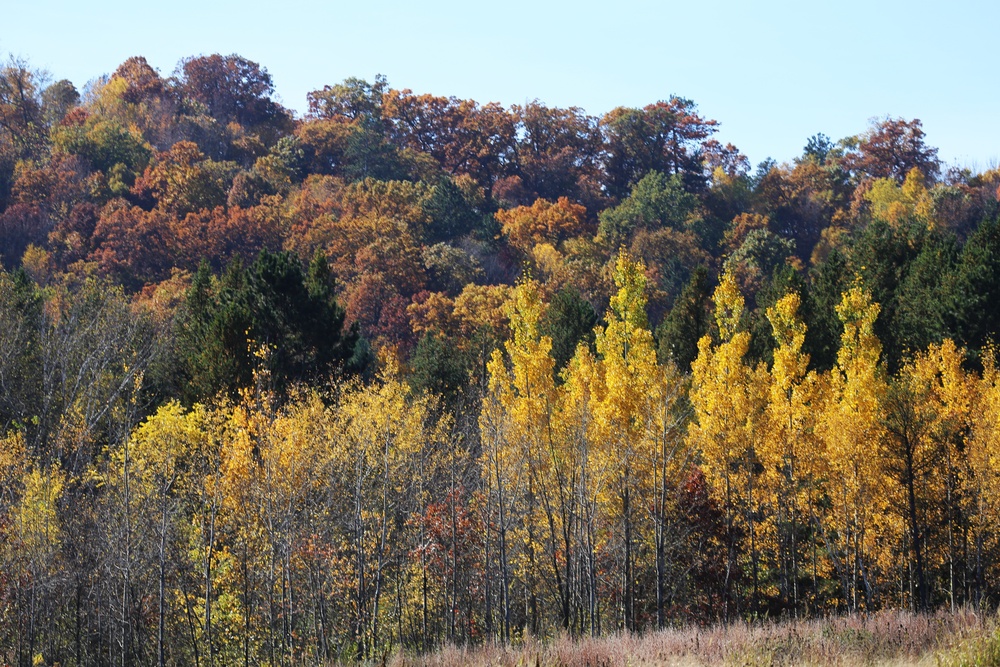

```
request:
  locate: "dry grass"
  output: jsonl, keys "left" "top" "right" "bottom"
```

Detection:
{"left": 386, "top": 608, "right": 1000, "bottom": 667}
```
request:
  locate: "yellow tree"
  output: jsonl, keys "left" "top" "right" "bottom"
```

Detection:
{"left": 584, "top": 251, "right": 684, "bottom": 630}
{"left": 110, "top": 401, "right": 210, "bottom": 666}
{"left": 478, "top": 349, "right": 519, "bottom": 642}
{"left": 688, "top": 269, "right": 770, "bottom": 618}
{"left": 9, "top": 461, "right": 65, "bottom": 665}
{"left": 184, "top": 400, "right": 229, "bottom": 667}
{"left": 923, "top": 340, "right": 975, "bottom": 610}
{"left": 817, "top": 280, "right": 885, "bottom": 611}
{"left": 505, "top": 278, "right": 581, "bottom": 633}
{"left": 883, "top": 339, "right": 972, "bottom": 611}
{"left": 642, "top": 359, "right": 689, "bottom": 629}
{"left": 220, "top": 382, "right": 337, "bottom": 663}
{"left": 559, "top": 345, "right": 604, "bottom": 635}
{"left": 481, "top": 277, "right": 563, "bottom": 636}
{"left": 331, "top": 366, "right": 448, "bottom": 659}
{"left": 863, "top": 167, "right": 935, "bottom": 229}
{"left": 966, "top": 348, "right": 1000, "bottom": 604}
{"left": 766, "top": 291, "right": 826, "bottom": 612}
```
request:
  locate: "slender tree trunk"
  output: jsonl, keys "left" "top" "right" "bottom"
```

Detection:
{"left": 353, "top": 471, "right": 366, "bottom": 658}
{"left": 204, "top": 501, "right": 217, "bottom": 667}
{"left": 370, "top": 463, "right": 390, "bottom": 657}
{"left": 183, "top": 576, "right": 201, "bottom": 667}
{"left": 495, "top": 457, "right": 511, "bottom": 643}
{"left": 158, "top": 499, "right": 169, "bottom": 667}
{"left": 242, "top": 540, "right": 251, "bottom": 667}
{"left": 121, "top": 435, "right": 132, "bottom": 667}
{"left": 748, "top": 452, "right": 759, "bottom": 617}
{"left": 449, "top": 462, "right": 458, "bottom": 643}
{"left": 622, "top": 482, "right": 632, "bottom": 632}
{"left": 904, "top": 440, "right": 927, "bottom": 611}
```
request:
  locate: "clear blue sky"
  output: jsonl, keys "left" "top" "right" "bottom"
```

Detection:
{"left": 3, "top": 0, "right": 997, "bottom": 172}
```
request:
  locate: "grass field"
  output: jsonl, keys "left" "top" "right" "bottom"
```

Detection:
{"left": 387, "top": 609, "right": 1000, "bottom": 666}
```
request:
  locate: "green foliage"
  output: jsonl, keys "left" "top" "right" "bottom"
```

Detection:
{"left": 52, "top": 117, "right": 152, "bottom": 190}
{"left": 804, "top": 249, "right": 851, "bottom": 371}
{"left": 342, "top": 121, "right": 409, "bottom": 182}
{"left": 307, "top": 75, "right": 388, "bottom": 122}
{"left": 267, "top": 135, "right": 308, "bottom": 182}
{"left": 953, "top": 215, "right": 1000, "bottom": 356}
{"left": 846, "top": 220, "right": 921, "bottom": 371}
{"left": 602, "top": 97, "right": 717, "bottom": 199}
{"left": 422, "top": 243, "right": 483, "bottom": 293}
{"left": 539, "top": 285, "right": 598, "bottom": 373}
{"left": 597, "top": 171, "right": 700, "bottom": 246}
{"left": 656, "top": 265, "right": 711, "bottom": 370}
{"left": 40, "top": 79, "right": 79, "bottom": 127}
{"left": 178, "top": 250, "right": 361, "bottom": 401}
{"left": 803, "top": 133, "right": 833, "bottom": 164}
{"left": 423, "top": 177, "right": 481, "bottom": 242}
{"left": 409, "top": 329, "right": 472, "bottom": 398}
{"left": 0, "top": 268, "right": 42, "bottom": 432}
{"left": 892, "top": 231, "right": 960, "bottom": 355}
{"left": 727, "top": 228, "right": 795, "bottom": 280}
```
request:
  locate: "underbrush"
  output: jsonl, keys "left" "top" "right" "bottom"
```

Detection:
{"left": 385, "top": 608, "right": 999, "bottom": 667}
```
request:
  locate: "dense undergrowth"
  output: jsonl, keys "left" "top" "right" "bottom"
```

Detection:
{"left": 390, "top": 610, "right": 1000, "bottom": 667}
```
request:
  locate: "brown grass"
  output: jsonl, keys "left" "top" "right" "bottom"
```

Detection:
{"left": 385, "top": 608, "right": 1000, "bottom": 667}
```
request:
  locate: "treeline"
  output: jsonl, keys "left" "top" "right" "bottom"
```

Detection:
{"left": 2, "top": 52, "right": 1000, "bottom": 665}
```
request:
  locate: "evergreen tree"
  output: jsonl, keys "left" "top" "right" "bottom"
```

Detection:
{"left": 656, "top": 266, "right": 711, "bottom": 371}
{"left": 540, "top": 286, "right": 598, "bottom": 374}
{"left": 177, "top": 250, "right": 360, "bottom": 402}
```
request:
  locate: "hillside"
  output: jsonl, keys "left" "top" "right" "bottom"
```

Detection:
{"left": 2, "top": 53, "right": 1000, "bottom": 665}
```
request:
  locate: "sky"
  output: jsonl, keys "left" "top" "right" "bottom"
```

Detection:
{"left": 2, "top": 0, "right": 998, "bottom": 172}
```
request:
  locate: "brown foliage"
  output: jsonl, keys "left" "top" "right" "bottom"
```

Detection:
{"left": 88, "top": 201, "right": 174, "bottom": 284}
{"left": 112, "top": 56, "right": 166, "bottom": 105}
{"left": 0, "top": 204, "right": 50, "bottom": 269}
{"left": 844, "top": 117, "right": 941, "bottom": 183}
{"left": 383, "top": 89, "right": 517, "bottom": 193}
{"left": 344, "top": 272, "right": 412, "bottom": 349}
{"left": 131, "top": 140, "right": 236, "bottom": 215}
{"left": 496, "top": 197, "right": 588, "bottom": 252}
{"left": 12, "top": 154, "right": 90, "bottom": 217}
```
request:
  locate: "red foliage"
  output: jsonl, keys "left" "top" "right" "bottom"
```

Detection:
{"left": 171, "top": 205, "right": 282, "bottom": 269}
{"left": 382, "top": 90, "right": 517, "bottom": 195}
{"left": 844, "top": 117, "right": 940, "bottom": 183}
{"left": 112, "top": 56, "right": 166, "bottom": 105}
{"left": 408, "top": 487, "right": 486, "bottom": 638}
{"left": 88, "top": 201, "right": 174, "bottom": 286}
{"left": 343, "top": 273, "right": 413, "bottom": 349}
{"left": 48, "top": 202, "right": 99, "bottom": 267}
{"left": 59, "top": 107, "right": 90, "bottom": 128}
{"left": 0, "top": 203, "right": 49, "bottom": 268}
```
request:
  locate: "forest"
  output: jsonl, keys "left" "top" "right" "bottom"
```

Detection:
{"left": 1, "top": 52, "right": 1000, "bottom": 666}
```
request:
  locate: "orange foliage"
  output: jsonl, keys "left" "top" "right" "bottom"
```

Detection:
{"left": 88, "top": 201, "right": 174, "bottom": 284}
{"left": 407, "top": 290, "right": 458, "bottom": 338}
{"left": 131, "top": 141, "right": 236, "bottom": 215}
{"left": 495, "top": 196, "right": 588, "bottom": 252}
{"left": 343, "top": 272, "right": 411, "bottom": 349}
{"left": 724, "top": 213, "right": 770, "bottom": 254}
